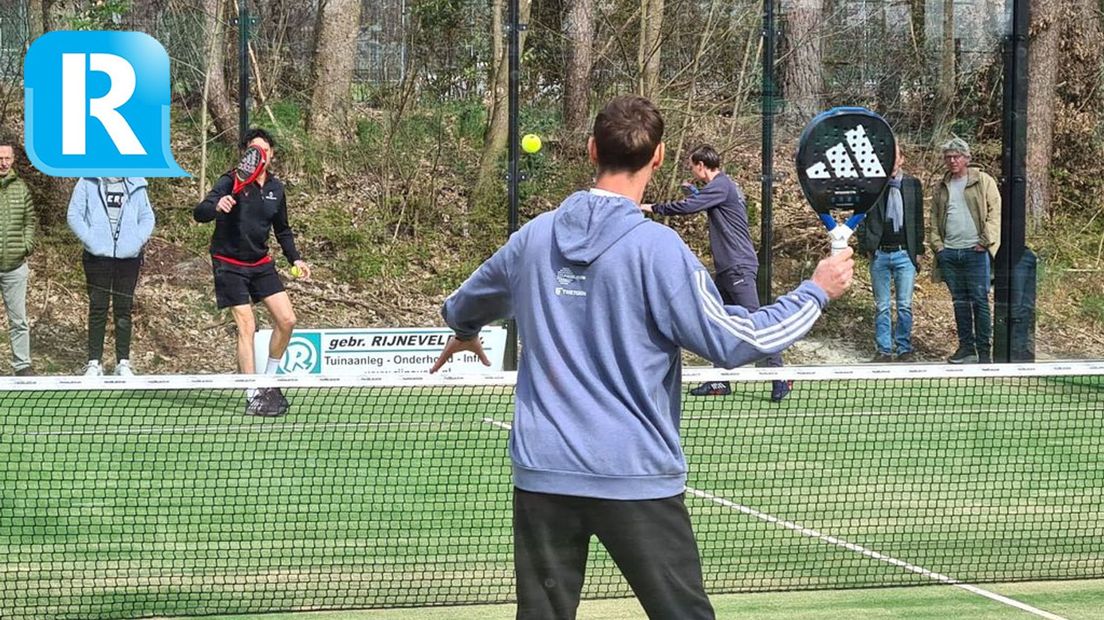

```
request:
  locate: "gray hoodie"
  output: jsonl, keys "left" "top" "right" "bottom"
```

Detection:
{"left": 67, "top": 177, "right": 155, "bottom": 259}
{"left": 443, "top": 190, "right": 827, "bottom": 500}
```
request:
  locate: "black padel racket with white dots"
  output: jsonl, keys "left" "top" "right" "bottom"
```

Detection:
{"left": 796, "top": 107, "right": 896, "bottom": 254}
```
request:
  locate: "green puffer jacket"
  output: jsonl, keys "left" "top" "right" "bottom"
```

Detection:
{"left": 0, "top": 172, "right": 36, "bottom": 272}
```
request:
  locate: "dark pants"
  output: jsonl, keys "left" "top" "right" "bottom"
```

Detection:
{"left": 715, "top": 267, "right": 782, "bottom": 368}
{"left": 514, "top": 488, "right": 714, "bottom": 620}
{"left": 82, "top": 251, "right": 142, "bottom": 362}
{"left": 938, "top": 248, "right": 992, "bottom": 354}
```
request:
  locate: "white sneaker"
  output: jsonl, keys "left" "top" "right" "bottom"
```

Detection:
{"left": 83, "top": 360, "right": 103, "bottom": 377}
{"left": 115, "top": 360, "right": 134, "bottom": 377}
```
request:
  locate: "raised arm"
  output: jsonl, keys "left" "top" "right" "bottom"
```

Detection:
{"left": 652, "top": 241, "right": 852, "bottom": 368}
{"left": 650, "top": 181, "right": 726, "bottom": 216}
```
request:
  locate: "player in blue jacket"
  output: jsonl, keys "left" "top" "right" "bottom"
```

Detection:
{"left": 432, "top": 96, "right": 853, "bottom": 619}
{"left": 644, "top": 145, "right": 790, "bottom": 400}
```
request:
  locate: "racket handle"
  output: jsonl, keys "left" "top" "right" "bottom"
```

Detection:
{"left": 828, "top": 224, "right": 855, "bottom": 255}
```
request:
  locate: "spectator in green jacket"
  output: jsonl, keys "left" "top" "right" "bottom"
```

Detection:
{"left": 0, "top": 141, "right": 36, "bottom": 375}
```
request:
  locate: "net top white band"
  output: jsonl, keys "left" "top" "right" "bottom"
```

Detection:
{"left": 0, "top": 362, "right": 1099, "bottom": 391}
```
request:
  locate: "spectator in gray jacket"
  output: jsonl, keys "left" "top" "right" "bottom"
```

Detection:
{"left": 67, "top": 178, "right": 155, "bottom": 376}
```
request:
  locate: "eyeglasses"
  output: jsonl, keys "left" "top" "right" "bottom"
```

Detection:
{"left": 944, "top": 154, "right": 966, "bottom": 161}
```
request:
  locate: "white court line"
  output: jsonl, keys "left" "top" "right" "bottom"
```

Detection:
{"left": 686, "top": 488, "right": 1068, "bottom": 620}
{"left": 481, "top": 416, "right": 1068, "bottom": 620}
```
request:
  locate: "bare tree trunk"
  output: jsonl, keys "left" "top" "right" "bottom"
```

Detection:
{"left": 875, "top": 0, "right": 901, "bottom": 116}
{"left": 471, "top": 0, "right": 534, "bottom": 210}
{"left": 202, "top": 0, "right": 236, "bottom": 144}
{"left": 908, "top": 0, "right": 925, "bottom": 55}
{"left": 1025, "top": 0, "right": 1059, "bottom": 225}
{"left": 563, "top": 0, "right": 595, "bottom": 135}
{"left": 27, "top": 0, "right": 45, "bottom": 39}
{"left": 1073, "top": 0, "right": 1103, "bottom": 105}
{"left": 935, "top": 0, "right": 956, "bottom": 135}
{"left": 491, "top": 0, "right": 504, "bottom": 97}
{"left": 638, "top": 0, "right": 664, "bottom": 99}
{"left": 782, "top": 0, "right": 824, "bottom": 124}
{"left": 307, "top": 0, "right": 362, "bottom": 144}
{"left": 123, "top": 0, "right": 166, "bottom": 31}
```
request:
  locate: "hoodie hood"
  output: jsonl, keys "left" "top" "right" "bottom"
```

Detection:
{"left": 553, "top": 190, "right": 648, "bottom": 266}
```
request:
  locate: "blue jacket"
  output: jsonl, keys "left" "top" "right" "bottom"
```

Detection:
{"left": 443, "top": 190, "right": 828, "bottom": 500}
{"left": 652, "top": 172, "right": 759, "bottom": 274}
{"left": 67, "top": 178, "right": 155, "bottom": 259}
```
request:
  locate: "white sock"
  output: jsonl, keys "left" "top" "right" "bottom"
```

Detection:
{"left": 265, "top": 357, "right": 280, "bottom": 375}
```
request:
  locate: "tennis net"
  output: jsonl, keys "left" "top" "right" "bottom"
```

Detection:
{"left": 1, "top": 362, "right": 1102, "bottom": 619}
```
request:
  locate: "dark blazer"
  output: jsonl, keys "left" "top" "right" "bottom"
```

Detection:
{"left": 857, "top": 174, "right": 925, "bottom": 268}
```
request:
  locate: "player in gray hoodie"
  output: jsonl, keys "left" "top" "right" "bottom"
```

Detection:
{"left": 432, "top": 96, "right": 853, "bottom": 619}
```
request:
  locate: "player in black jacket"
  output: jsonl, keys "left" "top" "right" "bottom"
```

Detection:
{"left": 194, "top": 128, "right": 311, "bottom": 416}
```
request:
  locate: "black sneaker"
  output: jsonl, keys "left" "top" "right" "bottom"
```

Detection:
{"left": 895, "top": 351, "right": 916, "bottom": 363}
{"left": 870, "top": 353, "right": 894, "bottom": 363}
{"left": 269, "top": 387, "right": 291, "bottom": 414}
{"left": 770, "top": 380, "right": 793, "bottom": 402}
{"left": 14, "top": 367, "right": 33, "bottom": 377}
{"left": 977, "top": 350, "right": 992, "bottom": 364}
{"left": 689, "top": 381, "right": 731, "bottom": 396}
{"left": 948, "top": 346, "right": 978, "bottom": 364}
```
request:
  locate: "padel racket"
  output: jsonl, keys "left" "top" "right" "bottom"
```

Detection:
{"left": 232, "top": 146, "right": 267, "bottom": 195}
{"left": 796, "top": 107, "right": 896, "bottom": 254}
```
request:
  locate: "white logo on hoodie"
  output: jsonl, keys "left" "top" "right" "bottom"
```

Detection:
{"left": 555, "top": 267, "right": 587, "bottom": 297}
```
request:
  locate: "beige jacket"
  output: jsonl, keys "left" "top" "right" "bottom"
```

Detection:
{"left": 930, "top": 167, "right": 1002, "bottom": 258}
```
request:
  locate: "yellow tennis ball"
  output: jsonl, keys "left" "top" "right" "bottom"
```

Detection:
{"left": 290, "top": 265, "right": 303, "bottom": 278}
{"left": 521, "top": 134, "right": 542, "bottom": 154}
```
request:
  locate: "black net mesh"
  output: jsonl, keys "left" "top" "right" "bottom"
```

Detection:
{"left": 1, "top": 364, "right": 1102, "bottom": 618}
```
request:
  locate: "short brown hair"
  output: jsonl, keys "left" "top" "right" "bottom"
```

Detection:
{"left": 592, "top": 96, "right": 664, "bottom": 174}
{"left": 689, "top": 145, "right": 721, "bottom": 169}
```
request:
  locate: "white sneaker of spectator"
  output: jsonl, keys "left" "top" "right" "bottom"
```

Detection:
{"left": 83, "top": 360, "right": 103, "bottom": 377}
{"left": 115, "top": 360, "right": 134, "bottom": 377}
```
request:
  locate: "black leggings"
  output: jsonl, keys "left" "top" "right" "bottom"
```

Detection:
{"left": 82, "top": 251, "right": 142, "bottom": 362}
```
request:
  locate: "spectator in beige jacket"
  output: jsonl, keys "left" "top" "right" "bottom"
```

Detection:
{"left": 930, "top": 137, "right": 1001, "bottom": 364}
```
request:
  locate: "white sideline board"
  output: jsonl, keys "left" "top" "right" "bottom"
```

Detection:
{"left": 254, "top": 326, "right": 507, "bottom": 376}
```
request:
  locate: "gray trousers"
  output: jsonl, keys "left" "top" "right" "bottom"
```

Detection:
{"left": 0, "top": 262, "right": 30, "bottom": 371}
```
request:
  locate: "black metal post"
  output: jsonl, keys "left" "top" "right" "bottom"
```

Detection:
{"left": 994, "top": 0, "right": 1030, "bottom": 362}
{"left": 237, "top": 0, "right": 250, "bottom": 145}
{"left": 503, "top": 0, "right": 521, "bottom": 370}
{"left": 758, "top": 0, "right": 777, "bottom": 306}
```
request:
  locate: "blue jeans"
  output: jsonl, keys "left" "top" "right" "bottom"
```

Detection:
{"left": 939, "top": 248, "right": 992, "bottom": 353}
{"left": 870, "top": 249, "right": 916, "bottom": 355}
